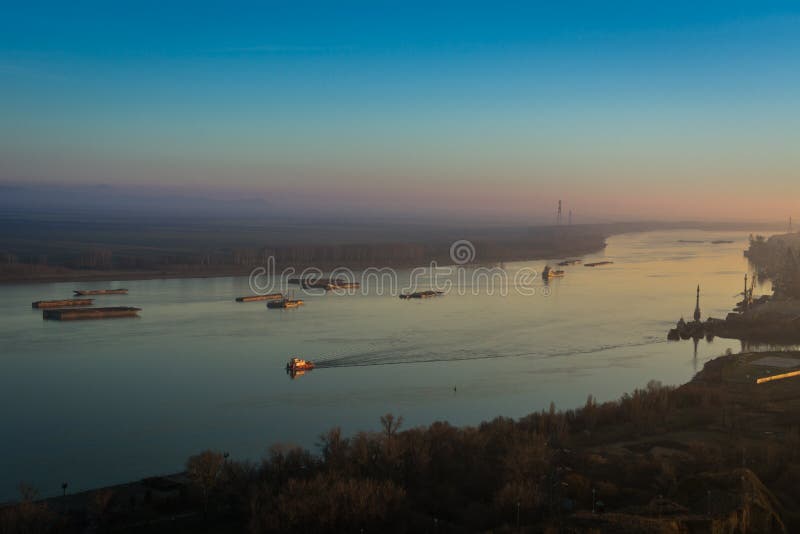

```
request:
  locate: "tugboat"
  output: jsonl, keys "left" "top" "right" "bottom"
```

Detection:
{"left": 267, "top": 293, "right": 304, "bottom": 309}
{"left": 286, "top": 357, "right": 315, "bottom": 378}
{"left": 541, "top": 265, "right": 565, "bottom": 279}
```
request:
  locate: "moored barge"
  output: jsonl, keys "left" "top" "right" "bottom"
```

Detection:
{"left": 399, "top": 290, "right": 444, "bottom": 299}
{"left": 32, "top": 299, "right": 94, "bottom": 308}
{"left": 236, "top": 293, "right": 284, "bottom": 302}
{"left": 73, "top": 289, "right": 128, "bottom": 296}
{"left": 42, "top": 306, "right": 141, "bottom": 321}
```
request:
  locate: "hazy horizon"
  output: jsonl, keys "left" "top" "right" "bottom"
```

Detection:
{"left": 3, "top": 3, "right": 800, "bottom": 223}
{"left": 0, "top": 181, "right": 794, "bottom": 227}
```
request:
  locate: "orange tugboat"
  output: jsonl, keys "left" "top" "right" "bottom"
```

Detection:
{"left": 286, "top": 357, "right": 315, "bottom": 378}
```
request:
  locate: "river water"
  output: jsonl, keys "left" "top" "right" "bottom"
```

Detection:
{"left": 0, "top": 230, "right": 779, "bottom": 499}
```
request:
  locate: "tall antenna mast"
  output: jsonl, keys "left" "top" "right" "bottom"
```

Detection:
{"left": 557, "top": 200, "right": 562, "bottom": 226}
{"left": 568, "top": 209, "right": 573, "bottom": 226}
{"left": 693, "top": 285, "right": 701, "bottom": 323}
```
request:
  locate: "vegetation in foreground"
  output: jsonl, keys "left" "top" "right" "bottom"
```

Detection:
{"left": 3, "top": 352, "right": 799, "bottom": 533}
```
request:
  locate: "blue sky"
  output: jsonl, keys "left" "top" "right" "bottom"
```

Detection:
{"left": 2, "top": 2, "right": 800, "bottom": 220}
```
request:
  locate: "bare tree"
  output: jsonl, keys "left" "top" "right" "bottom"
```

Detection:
{"left": 186, "top": 450, "right": 226, "bottom": 518}
{"left": 380, "top": 413, "right": 404, "bottom": 440}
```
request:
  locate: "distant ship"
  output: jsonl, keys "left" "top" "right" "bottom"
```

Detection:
{"left": 542, "top": 265, "right": 565, "bottom": 279}
{"left": 286, "top": 357, "right": 315, "bottom": 379}
{"left": 286, "top": 357, "right": 315, "bottom": 372}
{"left": 399, "top": 290, "right": 444, "bottom": 299}
{"left": 557, "top": 259, "right": 582, "bottom": 266}
{"left": 73, "top": 289, "right": 128, "bottom": 296}
{"left": 267, "top": 297, "right": 304, "bottom": 309}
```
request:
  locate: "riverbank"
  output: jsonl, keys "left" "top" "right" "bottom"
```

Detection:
{"left": 4, "top": 352, "right": 798, "bottom": 533}
{"left": 1, "top": 217, "right": 781, "bottom": 285}
{"left": 666, "top": 230, "right": 800, "bottom": 343}
{"left": 0, "top": 235, "right": 607, "bottom": 284}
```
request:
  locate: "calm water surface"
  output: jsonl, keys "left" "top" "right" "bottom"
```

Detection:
{"left": 0, "top": 230, "right": 777, "bottom": 499}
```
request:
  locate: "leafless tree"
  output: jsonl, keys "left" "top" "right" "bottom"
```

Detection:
{"left": 186, "top": 450, "right": 226, "bottom": 518}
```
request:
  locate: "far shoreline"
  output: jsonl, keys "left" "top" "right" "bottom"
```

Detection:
{"left": 0, "top": 245, "right": 606, "bottom": 286}
{"left": 1, "top": 219, "right": 782, "bottom": 286}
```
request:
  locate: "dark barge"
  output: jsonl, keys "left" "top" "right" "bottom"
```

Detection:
{"left": 32, "top": 299, "right": 94, "bottom": 308}
{"left": 43, "top": 307, "right": 141, "bottom": 321}
{"left": 236, "top": 293, "right": 284, "bottom": 302}
{"left": 289, "top": 278, "right": 360, "bottom": 290}
{"left": 399, "top": 290, "right": 444, "bottom": 299}
{"left": 73, "top": 289, "right": 128, "bottom": 296}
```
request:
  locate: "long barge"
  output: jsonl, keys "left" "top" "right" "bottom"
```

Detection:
{"left": 73, "top": 289, "right": 128, "bottom": 296}
{"left": 399, "top": 290, "right": 444, "bottom": 299}
{"left": 289, "top": 277, "right": 360, "bottom": 290}
{"left": 584, "top": 261, "right": 614, "bottom": 267}
{"left": 235, "top": 293, "right": 284, "bottom": 302}
{"left": 32, "top": 299, "right": 94, "bottom": 308}
{"left": 43, "top": 306, "right": 141, "bottom": 321}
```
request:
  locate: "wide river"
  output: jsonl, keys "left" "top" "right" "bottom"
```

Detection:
{"left": 0, "top": 230, "right": 780, "bottom": 499}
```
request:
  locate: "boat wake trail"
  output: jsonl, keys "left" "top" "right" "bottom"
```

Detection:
{"left": 313, "top": 337, "right": 667, "bottom": 370}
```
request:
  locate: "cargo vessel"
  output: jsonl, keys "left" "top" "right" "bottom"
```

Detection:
{"left": 42, "top": 306, "right": 141, "bottom": 321}
{"left": 542, "top": 265, "right": 565, "bottom": 279}
{"left": 32, "top": 299, "right": 94, "bottom": 308}
{"left": 399, "top": 290, "right": 444, "bottom": 299}
{"left": 235, "top": 293, "right": 284, "bottom": 302}
{"left": 267, "top": 297, "right": 304, "bottom": 309}
{"left": 73, "top": 289, "right": 128, "bottom": 296}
